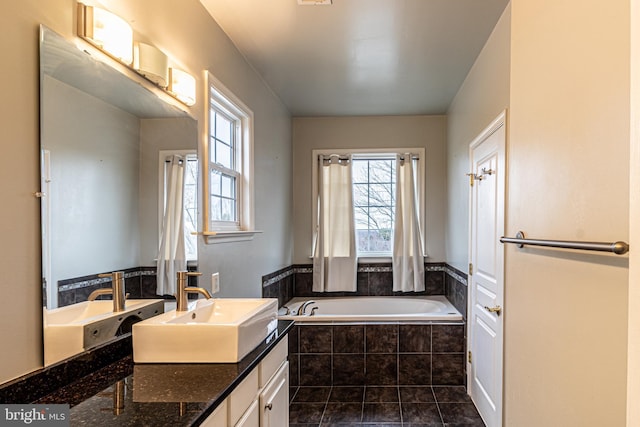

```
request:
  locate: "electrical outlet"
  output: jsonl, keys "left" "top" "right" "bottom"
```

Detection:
{"left": 211, "top": 272, "right": 220, "bottom": 294}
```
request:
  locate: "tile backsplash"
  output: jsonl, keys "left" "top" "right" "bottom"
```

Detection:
{"left": 57, "top": 265, "right": 199, "bottom": 307}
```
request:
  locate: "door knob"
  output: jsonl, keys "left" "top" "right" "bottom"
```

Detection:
{"left": 484, "top": 305, "right": 502, "bottom": 316}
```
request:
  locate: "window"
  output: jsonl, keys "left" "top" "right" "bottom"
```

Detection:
{"left": 204, "top": 71, "right": 256, "bottom": 242}
{"left": 312, "top": 149, "right": 425, "bottom": 257}
{"left": 159, "top": 150, "right": 198, "bottom": 261}
{"left": 209, "top": 109, "right": 239, "bottom": 225}
{"left": 353, "top": 157, "right": 396, "bottom": 254}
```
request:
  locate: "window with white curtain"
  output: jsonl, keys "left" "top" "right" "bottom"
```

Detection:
{"left": 204, "top": 71, "right": 256, "bottom": 242}
{"left": 311, "top": 149, "right": 425, "bottom": 258}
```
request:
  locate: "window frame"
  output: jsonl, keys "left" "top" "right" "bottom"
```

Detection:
{"left": 311, "top": 148, "right": 426, "bottom": 260}
{"left": 203, "top": 71, "right": 257, "bottom": 243}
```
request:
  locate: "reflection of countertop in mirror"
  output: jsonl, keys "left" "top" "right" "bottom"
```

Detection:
{"left": 37, "top": 321, "right": 293, "bottom": 426}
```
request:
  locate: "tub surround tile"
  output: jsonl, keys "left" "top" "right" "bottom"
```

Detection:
{"left": 368, "top": 272, "right": 394, "bottom": 296}
{"left": 333, "top": 325, "right": 365, "bottom": 353}
{"left": 432, "top": 354, "right": 466, "bottom": 386}
{"left": 366, "top": 354, "right": 398, "bottom": 385}
{"left": 333, "top": 354, "right": 365, "bottom": 385}
{"left": 366, "top": 324, "right": 398, "bottom": 353}
{"left": 300, "top": 325, "right": 333, "bottom": 353}
{"left": 300, "top": 354, "right": 332, "bottom": 386}
{"left": 399, "top": 324, "right": 432, "bottom": 353}
{"left": 425, "top": 270, "right": 445, "bottom": 295}
{"left": 432, "top": 325, "right": 465, "bottom": 353}
{"left": 399, "top": 354, "right": 432, "bottom": 385}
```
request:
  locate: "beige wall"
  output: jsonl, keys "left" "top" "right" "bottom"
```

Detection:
{"left": 0, "top": 0, "right": 291, "bottom": 383}
{"left": 292, "top": 116, "right": 447, "bottom": 264}
{"left": 446, "top": 4, "right": 511, "bottom": 272}
{"left": 629, "top": 1, "right": 640, "bottom": 423}
{"left": 506, "top": 0, "right": 629, "bottom": 425}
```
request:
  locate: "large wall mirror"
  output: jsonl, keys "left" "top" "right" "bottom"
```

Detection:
{"left": 39, "top": 26, "right": 198, "bottom": 366}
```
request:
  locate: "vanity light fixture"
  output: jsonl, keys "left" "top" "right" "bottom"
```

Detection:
{"left": 77, "top": 3, "right": 133, "bottom": 65}
{"left": 168, "top": 68, "right": 196, "bottom": 106}
{"left": 134, "top": 42, "right": 169, "bottom": 88}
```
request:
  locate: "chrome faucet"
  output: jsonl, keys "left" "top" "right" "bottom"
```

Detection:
{"left": 299, "top": 300, "right": 317, "bottom": 316}
{"left": 88, "top": 271, "right": 126, "bottom": 312}
{"left": 175, "top": 271, "right": 212, "bottom": 311}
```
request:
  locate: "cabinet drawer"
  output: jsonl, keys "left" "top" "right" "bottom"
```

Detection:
{"left": 259, "top": 336, "right": 288, "bottom": 387}
{"left": 228, "top": 368, "right": 259, "bottom": 426}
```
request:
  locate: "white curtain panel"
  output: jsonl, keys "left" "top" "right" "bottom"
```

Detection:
{"left": 313, "top": 154, "right": 357, "bottom": 292}
{"left": 393, "top": 154, "right": 425, "bottom": 292}
{"left": 157, "top": 155, "right": 187, "bottom": 296}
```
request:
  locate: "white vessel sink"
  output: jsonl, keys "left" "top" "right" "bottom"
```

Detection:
{"left": 44, "top": 299, "right": 165, "bottom": 366}
{"left": 132, "top": 298, "right": 278, "bottom": 363}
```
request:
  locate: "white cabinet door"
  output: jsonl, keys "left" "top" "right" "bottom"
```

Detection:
{"left": 200, "top": 399, "right": 227, "bottom": 427}
{"left": 259, "top": 362, "right": 289, "bottom": 427}
{"left": 235, "top": 399, "right": 259, "bottom": 427}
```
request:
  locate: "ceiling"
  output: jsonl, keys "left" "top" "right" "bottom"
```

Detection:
{"left": 200, "top": 0, "right": 509, "bottom": 117}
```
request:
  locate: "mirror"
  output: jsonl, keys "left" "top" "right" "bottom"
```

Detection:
{"left": 39, "top": 26, "right": 198, "bottom": 365}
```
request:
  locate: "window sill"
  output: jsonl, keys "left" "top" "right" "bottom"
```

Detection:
{"left": 204, "top": 230, "right": 263, "bottom": 244}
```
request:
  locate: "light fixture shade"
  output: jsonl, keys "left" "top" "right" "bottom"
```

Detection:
{"left": 134, "top": 42, "right": 169, "bottom": 87}
{"left": 169, "top": 68, "right": 196, "bottom": 106}
{"left": 77, "top": 3, "right": 133, "bottom": 65}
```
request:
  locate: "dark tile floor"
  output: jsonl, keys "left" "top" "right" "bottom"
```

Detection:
{"left": 290, "top": 385, "right": 485, "bottom": 426}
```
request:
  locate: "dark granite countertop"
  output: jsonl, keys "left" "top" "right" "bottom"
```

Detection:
{"left": 38, "top": 320, "right": 294, "bottom": 426}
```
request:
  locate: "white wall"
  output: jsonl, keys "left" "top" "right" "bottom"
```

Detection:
{"left": 446, "top": 4, "right": 511, "bottom": 272}
{"left": 0, "top": 0, "right": 291, "bottom": 383}
{"left": 505, "top": 0, "right": 629, "bottom": 425}
{"left": 292, "top": 115, "right": 447, "bottom": 264}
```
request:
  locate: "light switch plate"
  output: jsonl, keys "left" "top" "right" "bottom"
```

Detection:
{"left": 211, "top": 272, "right": 220, "bottom": 294}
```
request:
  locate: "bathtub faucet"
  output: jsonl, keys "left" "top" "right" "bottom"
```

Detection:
{"left": 299, "top": 300, "right": 317, "bottom": 316}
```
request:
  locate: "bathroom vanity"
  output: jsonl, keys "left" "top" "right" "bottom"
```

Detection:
{"left": 38, "top": 321, "right": 293, "bottom": 426}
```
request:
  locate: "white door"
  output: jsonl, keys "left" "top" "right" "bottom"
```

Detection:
{"left": 468, "top": 111, "right": 506, "bottom": 427}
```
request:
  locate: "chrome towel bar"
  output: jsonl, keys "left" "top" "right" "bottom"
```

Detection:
{"left": 500, "top": 231, "right": 629, "bottom": 255}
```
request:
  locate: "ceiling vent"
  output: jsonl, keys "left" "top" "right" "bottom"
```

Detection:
{"left": 297, "top": 0, "right": 332, "bottom": 5}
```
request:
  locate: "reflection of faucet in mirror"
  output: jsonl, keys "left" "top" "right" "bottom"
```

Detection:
{"left": 98, "top": 379, "right": 126, "bottom": 416}
{"left": 87, "top": 271, "right": 126, "bottom": 312}
{"left": 175, "top": 271, "right": 211, "bottom": 311}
